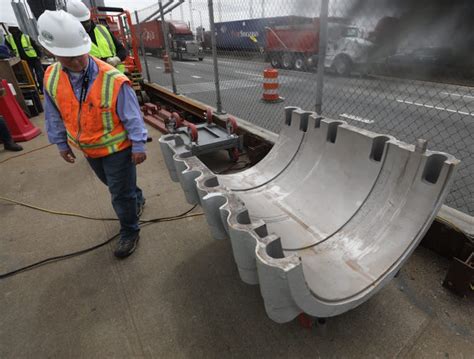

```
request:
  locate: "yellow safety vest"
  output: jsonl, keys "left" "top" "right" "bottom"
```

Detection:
{"left": 90, "top": 25, "right": 125, "bottom": 73}
{"left": 5, "top": 34, "right": 38, "bottom": 58}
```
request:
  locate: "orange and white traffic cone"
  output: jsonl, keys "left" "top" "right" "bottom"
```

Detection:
{"left": 262, "top": 68, "right": 283, "bottom": 103}
{"left": 163, "top": 54, "right": 171, "bottom": 73}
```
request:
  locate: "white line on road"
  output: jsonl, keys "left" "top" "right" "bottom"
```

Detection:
{"left": 155, "top": 66, "right": 162, "bottom": 69}
{"left": 181, "top": 62, "right": 196, "bottom": 66}
{"left": 235, "top": 70, "right": 263, "bottom": 78}
{"left": 339, "top": 113, "right": 374, "bottom": 124}
{"left": 218, "top": 60, "right": 237, "bottom": 65}
{"left": 396, "top": 99, "right": 472, "bottom": 116}
{"left": 440, "top": 91, "right": 474, "bottom": 100}
{"left": 191, "top": 75, "right": 202, "bottom": 79}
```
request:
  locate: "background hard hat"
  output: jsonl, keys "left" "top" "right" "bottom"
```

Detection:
{"left": 66, "top": 0, "right": 91, "bottom": 22}
{"left": 37, "top": 10, "right": 91, "bottom": 57}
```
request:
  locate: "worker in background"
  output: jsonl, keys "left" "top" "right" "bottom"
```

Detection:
{"left": 5, "top": 26, "right": 44, "bottom": 92}
{"left": 0, "top": 44, "right": 11, "bottom": 59}
{"left": 38, "top": 10, "right": 147, "bottom": 258}
{"left": 67, "top": 0, "right": 127, "bottom": 72}
{"left": 0, "top": 32, "right": 13, "bottom": 59}
{"left": 0, "top": 114, "right": 23, "bottom": 151}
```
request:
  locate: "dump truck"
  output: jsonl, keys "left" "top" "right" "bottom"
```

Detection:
{"left": 134, "top": 20, "right": 204, "bottom": 61}
{"left": 265, "top": 18, "right": 373, "bottom": 75}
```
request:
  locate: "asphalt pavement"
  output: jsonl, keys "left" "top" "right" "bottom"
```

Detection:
{"left": 141, "top": 54, "right": 473, "bottom": 215}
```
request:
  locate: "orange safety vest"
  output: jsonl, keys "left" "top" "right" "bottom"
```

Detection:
{"left": 44, "top": 57, "right": 131, "bottom": 158}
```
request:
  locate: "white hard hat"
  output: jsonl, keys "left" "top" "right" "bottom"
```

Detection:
{"left": 37, "top": 10, "right": 91, "bottom": 57}
{"left": 66, "top": 0, "right": 91, "bottom": 22}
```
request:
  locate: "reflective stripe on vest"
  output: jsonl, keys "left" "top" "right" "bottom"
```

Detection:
{"left": 44, "top": 58, "right": 131, "bottom": 157}
{"left": 90, "top": 25, "right": 116, "bottom": 59}
{"left": 45, "top": 62, "right": 62, "bottom": 107}
{"left": 5, "top": 34, "right": 37, "bottom": 58}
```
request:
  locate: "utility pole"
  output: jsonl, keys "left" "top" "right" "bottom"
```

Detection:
{"left": 180, "top": 3, "right": 184, "bottom": 21}
{"left": 249, "top": 0, "right": 253, "bottom": 19}
{"left": 192, "top": 8, "right": 203, "bottom": 42}
{"left": 217, "top": 0, "right": 222, "bottom": 22}
{"left": 188, "top": 0, "right": 195, "bottom": 32}
{"left": 261, "top": 0, "right": 265, "bottom": 18}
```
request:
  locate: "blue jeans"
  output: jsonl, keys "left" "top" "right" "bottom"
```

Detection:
{"left": 27, "top": 58, "right": 44, "bottom": 92}
{"left": 0, "top": 115, "right": 13, "bottom": 143}
{"left": 86, "top": 147, "right": 143, "bottom": 240}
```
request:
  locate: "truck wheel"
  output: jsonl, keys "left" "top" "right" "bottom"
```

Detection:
{"left": 306, "top": 55, "right": 317, "bottom": 71}
{"left": 333, "top": 55, "right": 352, "bottom": 76}
{"left": 294, "top": 55, "right": 306, "bottom": 71}
{"left": 281, "top": 53, "right": 294, "bottom": 69}
{"left": 270, "top": 54, "right": 280, "bottom": 68}
{"left": 198, "top": 58, "right": 203, "bottom": 61}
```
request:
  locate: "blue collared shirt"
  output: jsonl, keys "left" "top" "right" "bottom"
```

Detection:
{"left": 44, "top": 57, "right": 147, "bottom": 153}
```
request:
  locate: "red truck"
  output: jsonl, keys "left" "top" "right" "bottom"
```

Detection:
{"left": 265, "top": 19, "right": 321, "bottom": 70}
{"left": 265, "top": 18, "right": 374, "bottom": 75}
{"left": 133, "top": 20, "right": 204, "bottom": 61}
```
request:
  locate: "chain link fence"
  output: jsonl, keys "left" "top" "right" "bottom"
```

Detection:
{"left": 133, "top": 0, "right": 473, "bottom": 216}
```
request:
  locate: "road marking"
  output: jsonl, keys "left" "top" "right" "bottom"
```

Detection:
{"left": 175, "top": 71, "right": 180, "bottom": 73}
{"left": 181, "top": 62, "right": 196, "bottom": 66}
{"left": 155, "top": 66, "right": 162, "bottom": 69}
{"left": 440, "top": 91, "right": 474, "bottom": 100}
{"left": 218, "top": 60, "right": 237, "bottom": 65}
{"left": 235, "top": 70, "right": 263, "bottom": 78}
{"left": 396, "top": 99, "right": 473, "bottom": 116}
{"left": 166, "top": 79, "right": 259, "bottom": 94}
{"left": 191, "top": 75, "right": 202, "bottom": 79}
{"left": 339, "top": 113, "right": 374, "bottom": 124}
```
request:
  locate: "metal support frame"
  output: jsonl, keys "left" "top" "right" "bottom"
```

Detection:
{"left": 142, "top": 0, "right": 174, "bottom": 23}
{"left": 315, "top": 0, "right": 329, "bottom": 115}
{"left": 208, "top": 0, "right": 224, "bottom": 114}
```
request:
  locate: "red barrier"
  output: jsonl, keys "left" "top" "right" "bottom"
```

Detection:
{"left": 0, "top": 79, "right": 41, "bottom": 142}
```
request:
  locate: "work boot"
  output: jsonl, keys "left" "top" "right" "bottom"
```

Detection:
{"left": 4, "top": 140, "right": 23, "bottom": 151}
{"left": 114, "top": 233, "right": 140, "bottom": 259}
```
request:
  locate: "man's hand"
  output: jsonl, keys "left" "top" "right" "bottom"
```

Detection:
{"left": 132, "top": 152, "right": 146, "bottom": 165}
{"left": 106, "top": 56, "right": 121, "bottom": 67}
{"left": 59, "top": 149, "right": 76, "bottom": 163}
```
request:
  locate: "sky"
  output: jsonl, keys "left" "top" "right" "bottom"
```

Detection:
{"left": 0, "top": 0, "right": 326, "bottom": 30}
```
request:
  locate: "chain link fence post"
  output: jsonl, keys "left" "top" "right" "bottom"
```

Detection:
{"left": 134, "top": 10, "right": 151, "bottom": 83}
{"left": 159, "top": 0, "right": 178, "bottom": 94}
{"left": 315, "top": 0, "right": 329, "bottom": 116}
{"left": 208, "top": 0, "right": 224, "bottom": 114}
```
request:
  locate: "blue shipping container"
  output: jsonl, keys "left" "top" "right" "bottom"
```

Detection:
{"left": 215, "top": 16, "right": 313, "bottom": 51}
